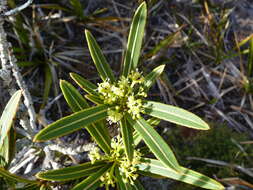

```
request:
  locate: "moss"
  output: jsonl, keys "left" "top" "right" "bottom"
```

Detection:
{"left": 167, "top": 124, "right": 252, "bottom": 190}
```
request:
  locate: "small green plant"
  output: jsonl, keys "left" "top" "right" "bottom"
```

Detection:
{"left": 0, "top": 90, "right": 22, "bottom": 168}
{"left": 0, "top": 91, "right": 52, "bottom": 189}
{"left": 33, "top": 2, "right": 224, "bottom": 190}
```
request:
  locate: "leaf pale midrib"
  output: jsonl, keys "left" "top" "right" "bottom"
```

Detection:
{"left": 72, "top": 164, "right": 111, "bottom": 190}
{"left": 70, "top": 73, "right": 99, "bottom": 96}
{"left": 144, "top": 65, "right": 165, "bottom": 90}
{"left": 87, "top": 124, "right": 111, "bottom": 154}
{"left": 138, "top": 159, "right": 224, "bottom": 190}
{"left": 126, "top": 115, "right": 180, "bottom": 172}
{"left": 120, "top": 117, "right": 134, "bottom": 161}
{"left": 135, "top": 119, "right": 180, "bottom": 171}
{"left": 127, "top": 5, "right": 146, "bottom": 73}
{"left": 34, "top": 105, "right": 109, "bottom": 141}
{"left": 0, "top": 90, "right": 22, "bottom": 146}
{"left": 38, "top": 166, "right": 102, "bottom": 180}
{"left": 60, "top": 81, "right": 111, "bottom": 153}
{"left": 123, "top": 2, "right": 147, "bottom": 76}
{"left": 143, "top": 101, "right": 209, "bottom": 129}
{"left": 85, "top": 30, "right": 115, "bottom": 82}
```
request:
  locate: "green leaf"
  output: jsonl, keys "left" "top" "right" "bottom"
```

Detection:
{"left": 120, "top": 117, "right": 134, "bottom": 162}
{"left": 85, "top": 30, "right": 115, "bottom": 82}
{"left": 0, "top": 168, "right": 37, "bottom": 184}
{"left": 36, "top": 4, "right": 70, "bottom": 12}
{"left": 0, "top": 127, "right": 15, "bottom": 168}
{"left": 147, "top": 117, "right": 161, "bottom": 126}
{"left": 37, "top": 161, "right": 106, "bottom": 181}
{"left": 60, "top": 80, "right": 111, "bottom": 154}
{"left": 70, "top": 73, "right": 99, "bottom": 97}
{"left": 87, "top": 122, "right": 111, "bottom": 154}
{"left": 122, "top": 2, "right": 147, "bottom": 76}
{"left": 71, "top": 164, "right": 112, "bottom": 190}
{"left": 144, "top": 29, "right": 181, "bottom": 59}
{"left": 40, "top": 185, "right": 51, "bottom": 190}
{"left": 247, "top": 37, "right": 253, "bottom": 77}
{"left": 15, "top": 184, "right": 40, "bottom": 190}
{"left": 133, "top": 117, "right": 160, "bottom": 147}
{"left": 133, "top": 131, "right": 142, "bottom": 147}
{"left": 9, "top": 8, "right": 29, "bottom": 46}
{"left": 0, "top": 90, "right": 22, "bottom": 146}
{"left": 70, "top": 0, "right": 84, "bottom": 18}
{"left": 60, "top": 80, "right": 89, "bottom": 112}
{"left": 126, "top": 115, "right": 181, "bottom": 172}
{"left": 82, "top": 181, "right": 101, "bottom": 190}
{"left": 17, "top": 61, "right": 40, "bottom": 67}
{"left": 34, "top": 105, "right": 110, "bottom": 142}
{"left": 137, "top": 158, "right": 225, "bottom": 190}
{"left": 144, "top": 65, "right": 165, "bottom": 91}
{"left": 40, "top": 65, "right": 53, "bottom": 109}
{"left": 0, "top": 137, "right": 9, "bottom": 167}
{"left": 143, "top": 101, "right": 209, "bottom": 130}
{"left": 85, "top": 94, "right": 103, "bottom": 104}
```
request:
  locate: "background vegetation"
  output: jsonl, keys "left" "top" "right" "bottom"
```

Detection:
{"left": 0, "top": 0, "right": 253, "bottom": 189}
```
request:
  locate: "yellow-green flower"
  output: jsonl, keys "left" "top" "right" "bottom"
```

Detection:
{"left": 97, "top": 71, "right": 146, "bottom": 123}
{"left": 88, "top": 136, "right": 141, "bottom": 187}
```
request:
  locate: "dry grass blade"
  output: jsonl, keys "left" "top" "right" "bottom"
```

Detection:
{"left": 221, "top": 177, "right": 253, "bottom": 189}
{"left": 187, "top": 157, "right": 253, "bottom": 178}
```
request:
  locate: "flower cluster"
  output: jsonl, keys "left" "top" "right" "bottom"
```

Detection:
{"left": 88, "top": 147, "right": 102, "bottom": 164}
{"left": 100, "top": 171, "right": 115, "bottom": 188}
{"left": 97, "top": 70, "right": 147, "bottom": 123}
{"left": 118, "top": 151, "right": 141, "bottom": 184}
{"left": 88, "top": 136, "right": 141, "bottom": 187}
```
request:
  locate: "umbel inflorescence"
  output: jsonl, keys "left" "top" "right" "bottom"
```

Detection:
{"left": 97, "top": 70, "right": 147, "bottom": 123}
{"left": 88, "top": 136, "right": 141, "bottom": 187}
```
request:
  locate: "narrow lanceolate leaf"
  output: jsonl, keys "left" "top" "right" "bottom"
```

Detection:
{"left": 0, "top": 136, "right": 9, "bottom": 167}
{"left": 120, "top": 117, "right": 134, "bottom": 162}
{"left": 0, "top": 168, "right": 37, "bottom": 184}
{"left": 0, "top": 90, "right": 22, "bottom": 146}
{"left": 85, "top": 30, "right": 115, "bottom": 82}
{"left": 147, "top": 117, "right": 161, "bottom": 126}
{"left": 85, "top": 95, "right": 104, "bottom": 104}
{"left": 133, "top": 117, "right": 160, "bottom": 147}
{"left": 248, "top": 37, "right": 253, "bottom": 77}
{"left": 86, "top": 122, "right": 111, "bottom": 154}
{"left": 40, "top": 185, "right": 51, "bottom": 190}
{"left": 0, "top": 128, "right": 16, "bottom": 168}
{"left": 144, "top": 65, "right": 165, "bottom": 91}
{"left": 60, "top": 81, "right": 111, "bottom": 154}
{"left": 133, "top": 130, "right": 142, "bottom": 147}
{"left": 70, "top": 73, "right": 99, "bottom": 96}
{"left": 34, "top": 105, "right": 110, "bottom": 142}
{"left": 126, "top": 115, "right": 181, "bottom": 172}
{"left": 15, "top": 184, "right": 40, "bottom": 190}
{"left": 122, "top": 2, "right": 147, "bottom": 76}
{"left": 143, "top": 101, "right": 209, "bottom": 130}
{"left": 37, "top": 161, "right": 106, "bottom": 181}
{"left": 70, "top": 0, "right": 84, "bottom": 18}
{"left": 71, "top": 164, "right": 112, "bottom": 190}
{"left": 60, "top": 80, "right": 89, "bottom": 112}
{"left": 144, "top": 28, "right": 182, "bottom": 59}
{"left": 137, "top": 158, "right": 225, "bottom": 190}
{"left": 40, "top": 65, "right": 52, "bottom": 109}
